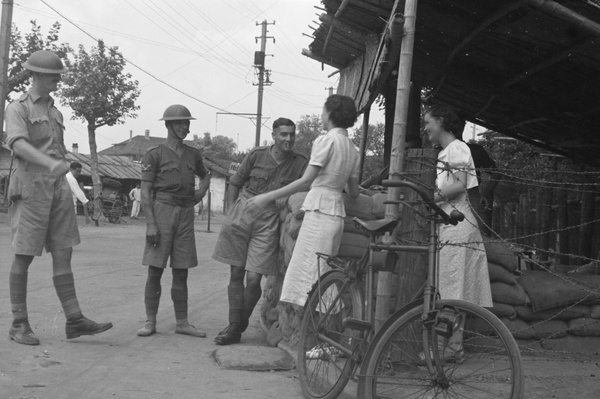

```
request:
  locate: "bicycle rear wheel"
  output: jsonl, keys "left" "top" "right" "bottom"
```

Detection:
{"left": 358, "top": 299, "right": 524, "bottom": 399}
{"left": 297, "top": 270, "right": 364, "bottom": 399}
{"left": 108, "top": 199, "right": 123, "bottom": 223}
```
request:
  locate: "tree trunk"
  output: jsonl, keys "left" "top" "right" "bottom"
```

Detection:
{"left": 88, "top": 121, "right": 102, "bottom": 200}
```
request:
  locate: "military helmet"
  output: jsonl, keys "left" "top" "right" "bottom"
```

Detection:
{"left": 23, "top": 50, "right": 67, "bottom": 73}
{"left": 159, "top": 104, "right": 196, "bottom": 121}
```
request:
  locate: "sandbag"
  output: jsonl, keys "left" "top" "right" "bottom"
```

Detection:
{"left": 483, "top": 237, "right": 520, "bottom": 272}
{"left": 287, "top": 192, "right": 308, "bottom": 213}
{"left": 491, "top": 282, "right": 529, "bottom": 306}
{"left": 488, "top": 262, "right": 517, "bottom": 285}
{"left": 343, "top": 193, "right": 378, "bottom": 220}
{"left": 288, "top": 214, "right": 303, "bottom": 240}
{"left": 528, "top": 320, "right": 568, "bottom": 339}
{"left": 500, "top": 318, "right": 534, "bottom": 340}
{"left": 568, "top": 318, "right": 600, "bottom": 337}
{"left": 515, "top": 304, "right": 590, "bottom": 321}
{"left": 591, "top": 305, "right": 600, "bottom": 319}
{"left": 489, "top": 302, "right": 517, "bottom": 319}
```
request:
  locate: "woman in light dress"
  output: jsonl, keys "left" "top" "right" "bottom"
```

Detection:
{"left": 424, "top": 102, "right": 492, "bottom": 359}
{"left": 247, "top": 94, "right": 360, "bottom": 307}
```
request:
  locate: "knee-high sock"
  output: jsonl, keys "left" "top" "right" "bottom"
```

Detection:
{"left": 228, "top": 281, "right": 244, "bottom": 324}
{"left": 10, "top": 272, "right": 28, "bottom": 322}
{"left": 145, "top": 266, "right": 163, "bottom": 321}
{"left": 243, "top": 283, "right": 262, "bottom": 323}
{"left": 53, "top": 273, "right": 82, "bottom": 320}
{"left": 171, "top": 268, "right": 188, "bottom": 321}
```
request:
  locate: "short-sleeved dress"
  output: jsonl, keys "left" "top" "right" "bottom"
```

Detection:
{"left": 436, "top": 140, "right": 493, "bottom": 307}
{"left": 280, "top": 128, "right": 360, "bottom": 306}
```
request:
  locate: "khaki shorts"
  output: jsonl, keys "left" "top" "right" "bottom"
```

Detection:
{"left": 142, "top": 201, "right": 197, "bottom": 269}
{"left": 9, "top": 171, "right": 80, "bottom": 256}
{"left": 212, "top": 195, "right": 280, "bottom": 275}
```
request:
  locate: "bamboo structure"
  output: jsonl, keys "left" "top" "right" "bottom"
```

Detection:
{"left": 374, "top": 0, "right": 419, "bottom": 333}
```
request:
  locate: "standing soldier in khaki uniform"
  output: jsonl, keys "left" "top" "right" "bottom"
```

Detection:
{"left": 212, "top": 118, "right": 307, "bottom": 345}
{"left": 5, "top": 50, "right": 113, "bottom": 345}
{"left": 137, "top": 104, "right": 210, "bottom": 338}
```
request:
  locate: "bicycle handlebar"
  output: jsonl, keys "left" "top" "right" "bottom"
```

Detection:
{"left": 381, "top": 179, "right": 464, "bottom": 225}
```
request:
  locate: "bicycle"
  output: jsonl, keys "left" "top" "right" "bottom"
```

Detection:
{"left": 296, "top": 178, "right": 524, "bottom": 399}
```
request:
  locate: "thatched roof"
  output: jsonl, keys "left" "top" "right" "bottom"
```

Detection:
{"left": 305, "top": 0, "right": 600, "bottom": 166}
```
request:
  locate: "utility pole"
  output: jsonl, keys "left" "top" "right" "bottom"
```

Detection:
{"left": 254, "top": 20, "right": 275, "bottom": 147}
{"left": 325, "top": 86, "right": 334, "bottom": 97}
{"left": 0, "top": 0, "right": 14, "bottom": 133}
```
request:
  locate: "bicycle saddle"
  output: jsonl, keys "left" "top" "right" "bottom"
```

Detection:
{"left": 352, "top": 217, "right": 398, "bottom": 234}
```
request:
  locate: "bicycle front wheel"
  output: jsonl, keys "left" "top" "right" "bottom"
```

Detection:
{"left": 359, "top": 299, "right": 524, "bottom": 399}
{"left": 297, "top": 270, "right": 364, "bottom": 399}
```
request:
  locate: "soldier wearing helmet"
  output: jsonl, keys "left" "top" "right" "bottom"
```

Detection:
{"left": 5, "top": 50, "right": 113, "bottom": 345}
{"left": 137, "top": 104, "right": 210, "bottom": 338}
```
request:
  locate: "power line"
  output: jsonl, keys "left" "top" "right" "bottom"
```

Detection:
{"left": 38, "top": 0, "right": 252, "bottom": 119}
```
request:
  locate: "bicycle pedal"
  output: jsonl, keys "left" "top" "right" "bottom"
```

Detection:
{"left": 342, "top": 317, "right": 372, "bottom": 332}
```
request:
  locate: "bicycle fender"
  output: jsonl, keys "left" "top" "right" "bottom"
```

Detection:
{"left": 302, "top": 270, "right": 347, "bottom": 308}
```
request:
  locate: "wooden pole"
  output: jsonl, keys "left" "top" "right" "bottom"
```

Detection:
{"left": 374, "top": 0, "right": 419, "bottom": 333}
{"left": 579, "top": 182, "right": 594, "bottom": 263}
{"left": 556, "top": 185, "right": 569, "bottom": 264}
{"left": 358, "top": 106, "right": 370, "bottom": 184}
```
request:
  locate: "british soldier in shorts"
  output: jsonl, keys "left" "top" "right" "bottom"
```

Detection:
{"left": 212, "top": 117, "right": 307, "bottom": 345}
{"left": 136, "top": 104, "right": 210, "bottom": 338}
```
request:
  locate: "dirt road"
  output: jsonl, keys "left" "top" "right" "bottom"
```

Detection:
{"left": 0, "top": 213, "right": 599, "bottom": 398}
{"left": 0, "top": 214, "right": 304, "bottom": 399}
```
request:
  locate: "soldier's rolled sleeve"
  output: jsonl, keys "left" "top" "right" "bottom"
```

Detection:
{"left": 5, "top": 103, "right": 30, "bottom": 150}
{"left": 229, "top": 151, "right": 253, "bottom": 188}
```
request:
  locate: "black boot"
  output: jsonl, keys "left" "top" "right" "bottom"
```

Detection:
{"left": 214, "top": 322, "right": 242, "bottom": 345}
{"left": 9, "top": 319, "right": 40, "bottom": 345}
{"left": 66, "top": 315, "right": 113, "bottom": 339}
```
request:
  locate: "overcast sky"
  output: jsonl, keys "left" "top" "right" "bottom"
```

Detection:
{"left": 9, "top": 0, "right": 374, "bottom": 153}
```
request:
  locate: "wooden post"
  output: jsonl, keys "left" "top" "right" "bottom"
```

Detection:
{"left": 538, "top": 188, "right": 552, "bottom": 262}
{"left": 579, "top": 183, "right": 595, "bottom": 263}
{"left": 374, "top": 0, "right": 419, "bottom": 334}
{"left": 0, "top": 0, "right": 14, "bottom": 129}
{"left": 556, "top": 185, "right": 569, "bottom": 264}
{"left": 394, "top": 148, "right": 437, "bottom": 311}
{"left": 358, "top": 106, "right": 370, "bottom": 184}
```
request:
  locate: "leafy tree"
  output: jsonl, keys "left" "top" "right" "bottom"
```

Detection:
{"left": 294, "top": 114, "right": 322, "bottom": 157}
{"left": 195, "top": 132, "right": 237, "bottom": 160}
{"left": 60, "top": 40, "right": 140, "bottom": 198}
{"left": 351, "top": 122, "right": 385, "bottom": 182}
{"left": 7, "top": 20, "right": 71, "bottom": 100}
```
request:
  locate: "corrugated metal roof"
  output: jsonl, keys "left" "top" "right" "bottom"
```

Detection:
{"left": 66, "top": 153, "right": 141, "bottom": 180}
{"left": 305, "top": 0, "right": 600, "bottom": 166}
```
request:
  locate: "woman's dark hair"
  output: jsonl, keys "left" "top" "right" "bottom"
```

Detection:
{"left": 324, "top": 95, "right": 358, "bottom": 129}
{"left": 425, "top": 102, "right": 466, "bottom": 140}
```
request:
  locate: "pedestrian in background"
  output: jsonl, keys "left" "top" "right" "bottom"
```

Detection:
{"left": 212, "top": 117, "right": 307, "bottom": 345}
{"left": 65, "top": 161, "right": 90, "bottom": 222}
{"left": 137, "top": 104, "right": 210, "bottom": 338}
{"left": 5, "top": 50, "right": 113, "bottom": 345}
{"left": 129, "top": 183, "right": 141, "bottom": 219}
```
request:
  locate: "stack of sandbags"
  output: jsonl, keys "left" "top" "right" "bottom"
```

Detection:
{"left": 483, "top": 237, "right": 526, "bottom": 321}
{"left": 278, "top": 191, "right": 387, "bottom": 271}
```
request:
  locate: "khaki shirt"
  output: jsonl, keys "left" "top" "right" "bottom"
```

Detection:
{"left": 5, "top": 92, "right": 67, "bottom": 160}
{"left": 230, "top": 146, "right": 308, "bottom": 196}
{"left": 141, "top": 144, "right": 207, "bottom": 201}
